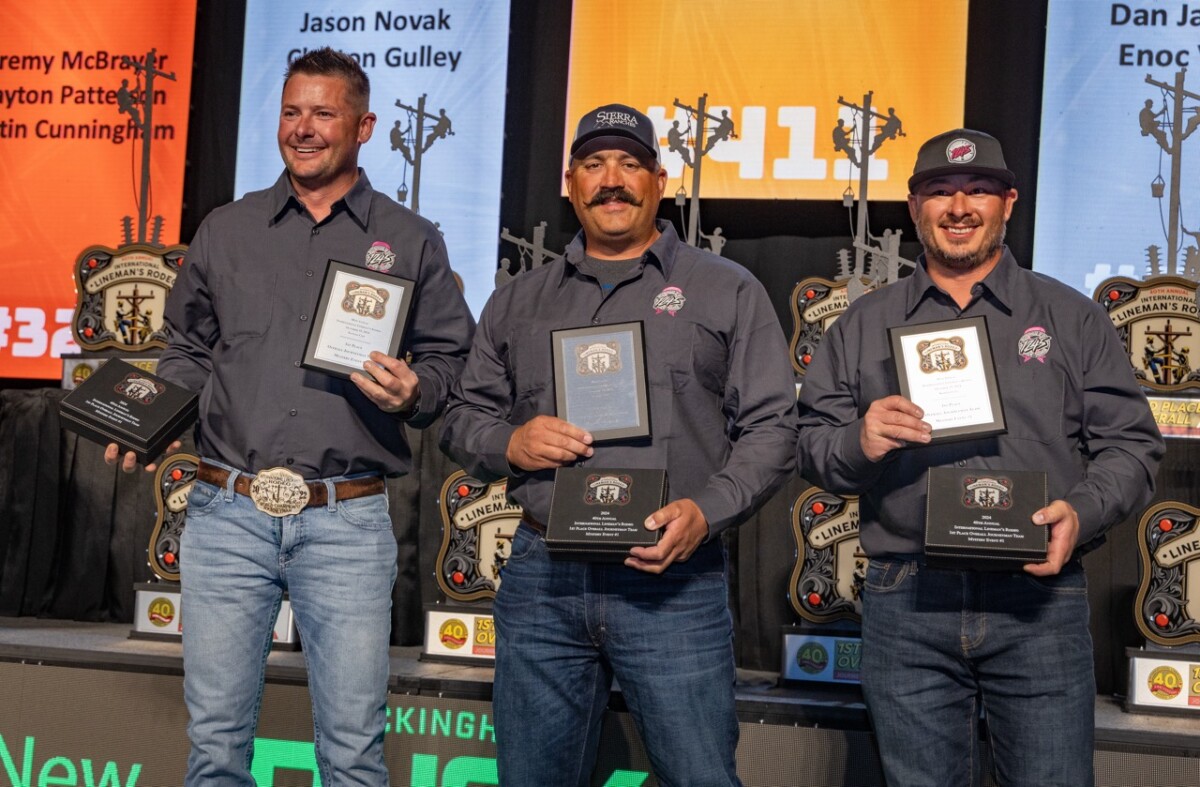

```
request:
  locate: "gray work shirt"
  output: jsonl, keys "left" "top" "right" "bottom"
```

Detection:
{"left": 158, "top": 170, "right": 474, "bottom": 478}
{"left": 796, "top": 248, "right": 1164, "bottom": 557}
{"left": 440, "top": 221, "right": 798, "bottom": 540}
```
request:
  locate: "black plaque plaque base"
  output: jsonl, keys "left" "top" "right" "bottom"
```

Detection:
{"left": 546, "top": 467, "right": 666, "bottom": 561}
{"left": 925, "top": 467, "right": 1047, "bottom": 570}
{"left": 59, "top": 359, "right": 198, "bottom": 465}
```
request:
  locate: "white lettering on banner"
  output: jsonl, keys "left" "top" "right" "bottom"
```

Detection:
{"left": 0, "top": 307, "right": 78, "bottom": 359}
{"left": 775, "top": 106, "right": 827, "bottom": 180}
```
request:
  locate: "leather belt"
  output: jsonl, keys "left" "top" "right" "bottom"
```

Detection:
{"left": 197, "top": 462, "right": 384, "bottom": 517}
{"left": 520, "top": 511, "right": 546, "bottom": 535}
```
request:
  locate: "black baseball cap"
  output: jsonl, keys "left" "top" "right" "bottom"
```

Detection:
{"left": 570, "top": 103, "right": 659, "bottom": 163}
{"left": 908, "top": 129, "right": 1016, "bottom": 192}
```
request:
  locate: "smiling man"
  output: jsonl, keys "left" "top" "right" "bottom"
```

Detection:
{"left": 441, "top": 104, "right": 797, "bottom": 786}
{"left": 795, "top": 129, "right": 1163, "bottom": 785}
{"left": 107, "top": 47, "right": 473, "bottom": 786}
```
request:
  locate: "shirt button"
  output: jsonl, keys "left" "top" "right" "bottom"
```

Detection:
{"left": 311, "top": 228, "right": 319, "bottom": 236}
{"left": 300, "top": 314, "right": 308, "bottom": 321}
{"left": 957, "top": 460, "right": 966, "bottom": 467}
{"left": 289, "top": 409, "right": 297, "bottom": 416}
{"left": 286, "top": 457, "right": 294, "bottom": 465}
{"left": 294, "top": 361, "right": 301, "bottom": 367}
{"left": 592, "top": 318, "right": 600, "bottom": 325}
{"left": 306, "top": 270, "right": 314, "bottom": 277}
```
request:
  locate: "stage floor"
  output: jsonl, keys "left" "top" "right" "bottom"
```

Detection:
{"left": 4, "top": 616, "right": 1200, "bottom": 786}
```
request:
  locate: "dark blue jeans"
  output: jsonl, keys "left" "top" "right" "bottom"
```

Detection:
{"left": 860, "top": 556, "right": 1095, "bottom": 787}
{"left": 492, "top": 524, "right": 741, "bottom": 787}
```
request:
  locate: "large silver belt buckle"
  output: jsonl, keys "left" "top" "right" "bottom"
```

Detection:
{"left": 249, "top": 467, "right": 310, "bottom": 516}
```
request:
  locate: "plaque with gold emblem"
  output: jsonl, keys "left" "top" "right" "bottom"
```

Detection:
{"left": 302, "top": 259, "right": 415, "bottom": 380}
{"left": 424, "top": 471, "right": 523, "bottom": 664}
{"left": 71, "top": 244, "right": 186, "bottom": 352}
{"left": 789, "top": 276, "right": 873, "bottom": 377}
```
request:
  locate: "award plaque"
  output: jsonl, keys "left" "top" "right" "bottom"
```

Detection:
{"left": 545, "top": 467, "right": 666, "bottom": 560}
{"left": 301, "top": 259, "right": 415, "bottom": 379}
{"left": 925, "top": 467, "right": 1047, "bottom": 569}
{"left": 59, "top": 359, "right": 198, "bottom": 465}
{"left": 551, "top": 322, "right": 650, "bottom": 443}
{"left": 889, "top": 316, "right": 1006, "bottom": 443}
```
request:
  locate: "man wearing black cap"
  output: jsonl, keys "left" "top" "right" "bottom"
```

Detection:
{"left": 441, "top": 103, "right": 797, "bottom": 786}
{"left": 796, "top": 129, "right": 1163, "bottom": 785}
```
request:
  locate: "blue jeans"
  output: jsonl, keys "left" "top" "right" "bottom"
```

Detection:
{"left": 860, "top": 556, "right": 1095, "bottom": 787}
{"left": 180, "top": 461, "right": 398, "bottom": 786}
{"left": 492, "top": 524, "right": 741, "bottom": 787}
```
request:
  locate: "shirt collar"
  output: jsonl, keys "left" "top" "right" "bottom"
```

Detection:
{"left": 904, "top": 245, "right": 1018, "bottom": 317}
{"left": 268, "top": 168, "right": 373, "bottom": 229}
{"left": 560, "top": 219, "right": 679, "bottom": 287}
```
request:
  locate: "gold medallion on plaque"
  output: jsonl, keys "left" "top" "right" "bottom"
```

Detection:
{"left": 789, "top": 487, "right": 864, "bottom": 623}
{"left": 72, "top": 243, "right": 187, "bottom": 352}
{"left": 437, "top": 471, "right": 522, "bottom": 602}
{"left": 1095, "top": 276, "right": 1200, "bottom": 392}
{"left": 148, "top": 453, "right": 199, "bottom": 582}
{"left": 1135, "top": 501, "right": 1200, "bottom": 646}
{"left": 790, "top": 276, "right": 873, "bottom": 377}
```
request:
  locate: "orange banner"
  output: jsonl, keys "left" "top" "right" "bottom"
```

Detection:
{"left": 0, "top": 1, "right": 196, "bottom": 379}
{"left": 565, "top": 0, "right": 967, "bottom": 201}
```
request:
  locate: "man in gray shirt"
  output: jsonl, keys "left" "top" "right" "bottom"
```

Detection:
{"left": 796, "top": 129, "right": 1163, "bottom": 785}
{"left": 441, "top": 104, "right": 797, "bottom": 786}
{"left": 107, "top": 48, "right": 473, "bottom": 785}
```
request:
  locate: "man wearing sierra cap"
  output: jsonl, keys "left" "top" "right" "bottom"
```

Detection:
{"left": 795, "top": 128, "right": 1163, "bottom": 785}
{"left": 441, "top": 102, "right": 797, "bottom": 786}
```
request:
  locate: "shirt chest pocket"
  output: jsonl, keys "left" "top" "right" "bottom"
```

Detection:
{"left": 661, "top": 320, "right": 728, "bottom": 395}
{"left": 213, "top": 268, "right": 276, "bottom": 341}
{"left": 1003, "top": 363, "right": 1066, "bottom": 444}
{"left": 508, "top": 324, "right": 554, "bottom": 422}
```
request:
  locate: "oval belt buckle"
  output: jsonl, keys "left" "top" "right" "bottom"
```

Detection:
{"left": 249, "top": 467, "right": 311, "bottom": 516}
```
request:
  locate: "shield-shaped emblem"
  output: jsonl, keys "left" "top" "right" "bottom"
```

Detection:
{"left": 789, "top": 487, "right": 864, "bottom": 623}
{"left": 961, "top": 476, "right": 1014, "bottom": 510}
{"left": 342, "top": 282, "right": 389, "bottom": 319}
{"left": 1135, "top": 501, "right": 1200, "bottom": 646}
{"left": 790, "top": 276, "right": 875, "bottom": 377}
{"left": 1096, "top": 276, "right": 1200, "bottom": 392}
{"left": 437, "top": 471, "right": 522, "bottom": 602}
{"left": 148, "top": 453, "right": 199, "bottom": 582}
{"left": 576, "top": 341, "right": 621, "bottom": 375}
{"left": 72, "top": 244, "right": 186, "bottom": 352}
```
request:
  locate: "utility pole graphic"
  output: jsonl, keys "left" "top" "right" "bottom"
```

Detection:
{"left": 497, "top": 222, "right": 563, "bottom": 287}
{"left": 833, "top": 92, "right": 914, "bottom": 298}
{"left": 1142, "top": 69, "right": 1200, "bottom": 276}
{"left": 393, "top": 95, "right": 453, "bottom": 214}
{"left": 118, "top": 49, "right": 175, "bottom": 246}
{"left": 671, "top": 94, "right": 735, "bottom": 247}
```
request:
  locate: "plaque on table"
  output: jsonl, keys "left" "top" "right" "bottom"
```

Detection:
{"left": 925, "top": 467, "right": 1047, "bottom": 569}
{"left": 301, "top": 259, "right": 415, "bottom": 380}
{"left": 552, "top": 321, "right": 650, "bottom": 443}
{"left": 889, "top": 316, "right": 1005, "bottom": 443}
{"left": 546, "top": 467, "right": 666, "bottom": 560}
{"left": 59, "top": 359, "right": 198, "bottom": 465}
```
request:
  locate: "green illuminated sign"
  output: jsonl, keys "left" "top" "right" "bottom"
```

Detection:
{"left": 0, "top": 734, "right": 142, "bottom": 787}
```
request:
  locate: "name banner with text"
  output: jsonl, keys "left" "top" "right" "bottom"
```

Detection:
{"left": 236, "top": 0, "right": 511, "bottom": 319}
{"left": 1035, "top": 0, "right": 1200, "bottom": 295}
{"left": 0, "top": 1, "right": 196, "bottom": 379}
{"left": 565, "top": 0, "right": 967, "bottom": 201}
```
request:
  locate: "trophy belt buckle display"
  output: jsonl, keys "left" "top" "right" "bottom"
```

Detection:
{"left": 249, "top": 466, "right": 311, "bottom": 516}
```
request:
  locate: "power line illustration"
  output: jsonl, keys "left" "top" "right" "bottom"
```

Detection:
{"left": 1141, "top": 69, "right": 1200, "bottom": 279}
{"left": 118, "top": 49, "right": 176, "bottom": 246}
{"left": 671, "top": 94, "right": 735, "bottom": 249}
{"left": 392, "top": 95, "right": 453, "bottom": 214}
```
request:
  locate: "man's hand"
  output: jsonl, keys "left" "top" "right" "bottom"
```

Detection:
{"left": 860, "top": 395, "right": 932, "bottom": 462}
{"left": 505, "top": 415, "right": 592, "bottom": 472}
{"left": 351, "top": 351, "right": 420, "bottom": 413}
{"left": 625, "top": 498, "right": 708, "bottom": 574}
{"left": 1025, "top": 499, "right": 1080, "bottom": 577}
{"left": 104, "top": 441, "right": 182, "bottom": 474}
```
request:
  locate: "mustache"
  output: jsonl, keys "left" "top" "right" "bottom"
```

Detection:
{"left": 586, "top": 187, "right": 643, "bottom": 207}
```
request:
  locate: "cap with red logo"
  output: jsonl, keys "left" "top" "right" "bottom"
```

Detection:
{"left": 908, "top": 128, "right": 1016, "bottom": 192}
